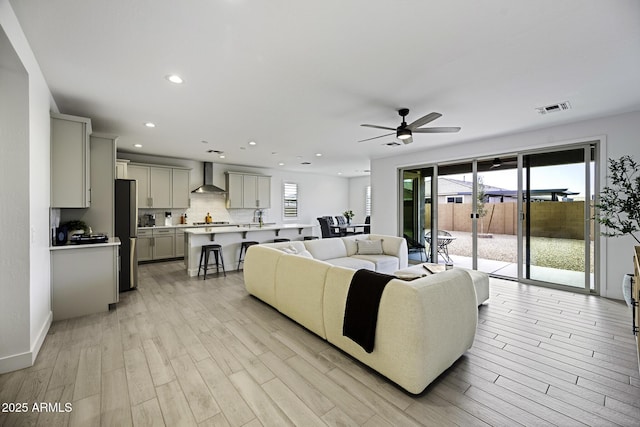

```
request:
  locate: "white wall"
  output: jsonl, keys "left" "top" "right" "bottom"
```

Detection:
{"left": 371, "top": 110, "right": 640, "bottom": 300}
{"left": 348, "top": 176, "right": 370, "bottom": 223}
{"left": 0, "top": 0, "right": 55, "bottom": 372}
{"left": 117, "top": 152, "right": 350, "bottom": 235}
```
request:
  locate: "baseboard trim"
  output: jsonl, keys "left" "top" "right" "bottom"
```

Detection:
{"left": 31, "top": 311, "right": 52, "bottom": 364}
{"left": 0, "top": 310, "right": 52, "bottom": 374}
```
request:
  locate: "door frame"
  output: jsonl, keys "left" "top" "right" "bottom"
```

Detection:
{"left": 398, "top": 140, "right": 601, "bottom": 295}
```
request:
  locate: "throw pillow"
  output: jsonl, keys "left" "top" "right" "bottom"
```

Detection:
{"left": 280, "top": 245, "right": 298, "bottom": 255}
{"left": 356, "top": 239, "right": 384, "bottom": 255}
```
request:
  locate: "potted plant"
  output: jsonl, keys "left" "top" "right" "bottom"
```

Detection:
{"left": 63, "top": 220, "right": 89, "bottom": 237}
{"left": 595, "top": 155, "right": 640, "bottom": 244}
{"left": 595, "top": 155, "right": 640, "bottom": 306}
{"left": 343, "top": 210, "right": 354, "bottom": 225}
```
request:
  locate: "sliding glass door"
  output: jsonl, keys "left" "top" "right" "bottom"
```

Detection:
{"left": 400, "top": 142, "right": 598, "bottom": 293}
{"left": 521, "top": 145, "right": 595, "bottom": 289}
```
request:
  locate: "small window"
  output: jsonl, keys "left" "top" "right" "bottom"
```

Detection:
{"left": 447, "top": 196, "right": 463, "bottom": 204}
{"left": 365, "top": 185, "right": 371, "bottom": 216}
{"left": 283, "top": 182, "right": 298, "bottom": 218}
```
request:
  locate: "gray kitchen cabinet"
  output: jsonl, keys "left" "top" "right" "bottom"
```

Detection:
{"left": 256, "top": 175, "right": 271, "bottom": 208}
{"left": 175, "top": 230, "right": 185, "bottom": 258}
{"left": 226, "top": 172, "right": 271, "bottom": 209}
{"left": 171, "top": 168, "right": 190, "bottom": 208}
{"left": 50, "top": 113, "right": 92, "bottom": 208}
{"left": 150, "top": 167, "right": 172, "bottom": 208}
{"left": 127, "top": 164, "right": 151, "bottom": 209}
{"left": 79, "top": 134, "right": 117, "bottom": 237}
{"left": 226, "top": 172, "right": 244, "bottom": 208}
{"left": 51, "top": 244, "right": 119, "bottom": 321}
{"left": 128, "top": 163, "right": 188, "bottom": 208}
{"left": 137, "top": 229, "right": 153, "bottom": 261}
{"left": 115, "top": 159, "right": 129, "bottom": 179}
{"left": 152, "top": 228, "right": 175, "bottom": 259}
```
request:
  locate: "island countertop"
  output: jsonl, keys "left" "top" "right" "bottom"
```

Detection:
{"left": 182, "top": 224, "right": 316, "bottom": 277}
{"left": 183, "top": 223, "right": 315, "bottom": 235}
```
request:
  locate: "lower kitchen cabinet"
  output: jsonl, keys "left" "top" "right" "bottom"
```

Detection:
{"left": 175, "top": 230, "right": 185, "bottom": 257}
{"left": 137, "top": 229, "right": 154, "bottom": 261}
{"left": 153, "top": 228, "right": 175, "bottom": 259}
{"left": 137, "top": 228, "right": 184, "bottom": 261}
{"left": 51, "top": 242, "right": 120, "bottom": 321}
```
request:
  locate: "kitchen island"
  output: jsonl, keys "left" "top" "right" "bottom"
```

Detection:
{"left": 183, "top": 224, "right": 316, "bottom": 277}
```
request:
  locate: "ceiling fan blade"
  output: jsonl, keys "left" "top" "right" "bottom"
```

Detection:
{"left": 358, "top": 132, "right": 395, "bottom": 143}
{"left": 407, "top": 112, "right": 442, "bottom": 130}
{"left": 402, "top": 136, "right": 413, "bottom": 144}
{"left": 412, "top": 127, "right": 461, "bottom": 133}
{"left": 361, "top": 124, "right": 396, "bottom": 131}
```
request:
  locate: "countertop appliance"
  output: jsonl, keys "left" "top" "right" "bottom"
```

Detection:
{"left": 115, "top": 179, "right": 138, "bottom": 292}
{"left": 69, "top": 233, "right": 108, "bottom": 244}
{"left": 142, "top": 213, "right": 155, "bottom": 227}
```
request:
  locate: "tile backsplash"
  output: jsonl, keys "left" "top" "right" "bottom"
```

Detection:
{"left": 139, "top": 193, "right": 270, "bottom": 226}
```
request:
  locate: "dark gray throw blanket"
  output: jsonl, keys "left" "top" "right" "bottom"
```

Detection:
{"left": 343, "top": 269, "right": 395, "bottom": 353}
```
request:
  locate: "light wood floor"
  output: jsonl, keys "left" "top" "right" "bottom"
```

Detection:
{"left": 1, "top": 260, "right": 639, "bottom": 426}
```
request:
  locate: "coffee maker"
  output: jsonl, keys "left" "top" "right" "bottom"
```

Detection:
{"left": 143, "top": 213, "right": 156, "bottom": 227}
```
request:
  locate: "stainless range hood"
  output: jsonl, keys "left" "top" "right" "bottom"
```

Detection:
{"left": 192, "top": 162, "right": 227, "bottom": 194}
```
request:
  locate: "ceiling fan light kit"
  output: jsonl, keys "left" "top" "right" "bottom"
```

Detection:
{"left": 397, "top": 128, "right": 412, "bottom": 140}
{"left": 359, "top": 108, "right": 460, "bottom": 144}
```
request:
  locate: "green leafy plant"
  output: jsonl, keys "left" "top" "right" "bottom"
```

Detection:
{"left": 343, "top": 210, "right": 354, "bottom": 221}
{"left": 595, "top": 155, "right": 640, "bottom": 244}
{"left": 63, "top": 220, "right": 88, "bottom": 233}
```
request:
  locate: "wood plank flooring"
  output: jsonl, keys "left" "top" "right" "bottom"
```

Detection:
{"left": 1, "top": 260, "right": 639, "bottom": 426}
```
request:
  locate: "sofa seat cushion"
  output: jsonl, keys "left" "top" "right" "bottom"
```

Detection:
{"left": 325, "top": 257, "right": 375, "bottom": 271}
{"left": 351, "top": 254, "right": 399, "bottom": 275}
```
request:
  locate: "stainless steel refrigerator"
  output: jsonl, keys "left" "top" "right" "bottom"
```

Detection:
{"left": 115, "top": 179, "right": 138, "bottom": 291}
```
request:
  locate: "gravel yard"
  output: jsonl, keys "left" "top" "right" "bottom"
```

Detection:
{"left": 444, "top": 231, "right": 593, "bottom": 272}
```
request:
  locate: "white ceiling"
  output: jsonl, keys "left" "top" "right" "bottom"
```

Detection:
{"left": 9, "top": 0, "right": 640, "bottom": 177}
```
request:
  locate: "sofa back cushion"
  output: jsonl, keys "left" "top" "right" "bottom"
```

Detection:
{"left": 275, "top": 255, "right": 331, "bottom": 338}
{"left": 304, "top": 237, "right": 347, "bottom": 260}
{"left": 243, "top": 246, "right": 284, "bottom": 307}
{"left": 263, "top": 241, "right": 307, "bottom": 254}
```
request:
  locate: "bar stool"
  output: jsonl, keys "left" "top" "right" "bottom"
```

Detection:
{"left": 274, "top": 238, "right": 290, "bottom": 242}
{"left": 237, "top": 241, "right": 259, "bottom": 270}
{"left": 303, "top": 236, "right": 319, "bottom": 240}
{"left": 198, "top": 244, "right": 226, "bottom": 279}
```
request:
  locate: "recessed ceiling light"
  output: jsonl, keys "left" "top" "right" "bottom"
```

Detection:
{"left": 301, "top": 162, "right": 311, "bottom": 165}
{"left": 315, "top": 153, "right": 322, "bottom": 157}
{"left": 337, "top": 172, "right": 343, "bottom": 175}
{"left": 219, "top": 154, "right": 225, "bottom": 159}
{"left": 133, "top": 144, "right": 143, "bottom": 148}
{"left": 248, "top": 141, "right": 257, "bottom": 146}
{"left": 144, "top": 122, "right": 156, "bottom": 128}
{"left": 166, "top": 74, "right": 183, "bottom": 84}
{"left": 278, "top": 162, "right": 285, "bottom": 166}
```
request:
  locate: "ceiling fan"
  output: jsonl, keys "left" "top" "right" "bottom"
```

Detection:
{"left": 359, "top": 108, "right": 460, "bottom": 144}
{"left": 490, "top": 157, "right": 518, "bottom": 169}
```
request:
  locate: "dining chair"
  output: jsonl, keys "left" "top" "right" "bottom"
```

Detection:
{"left": 404, "top": 234, "right": 427, "bottom": 262}
{"left": 317, "top": 217, "right": 343, "bottom": 238}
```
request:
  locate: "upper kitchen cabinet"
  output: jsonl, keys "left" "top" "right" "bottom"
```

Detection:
{"left": 50, "top": 113, "right": 92, "bottom": 208}
{"left": 171, "top": 168, "right": 190, "bottom": 208}
{"left": 226, "top": 172, "right": 271, "bottom": 209}
{"left": 127, "top": 163, "right": 190, "bottom": 209}
{"left": 115, "top": 159, "right": 129, "bottom": 179}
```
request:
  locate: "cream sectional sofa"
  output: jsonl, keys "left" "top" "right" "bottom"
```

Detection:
{"left": 243, "top": 234, "right": 479, "bottom": 394}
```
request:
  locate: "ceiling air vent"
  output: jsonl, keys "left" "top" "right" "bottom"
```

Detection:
{"left": 385, "top": 141, "right": 401, "bottom": 146}
{"left": 536, "top": 101, "right": 571, "bottom": 115}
